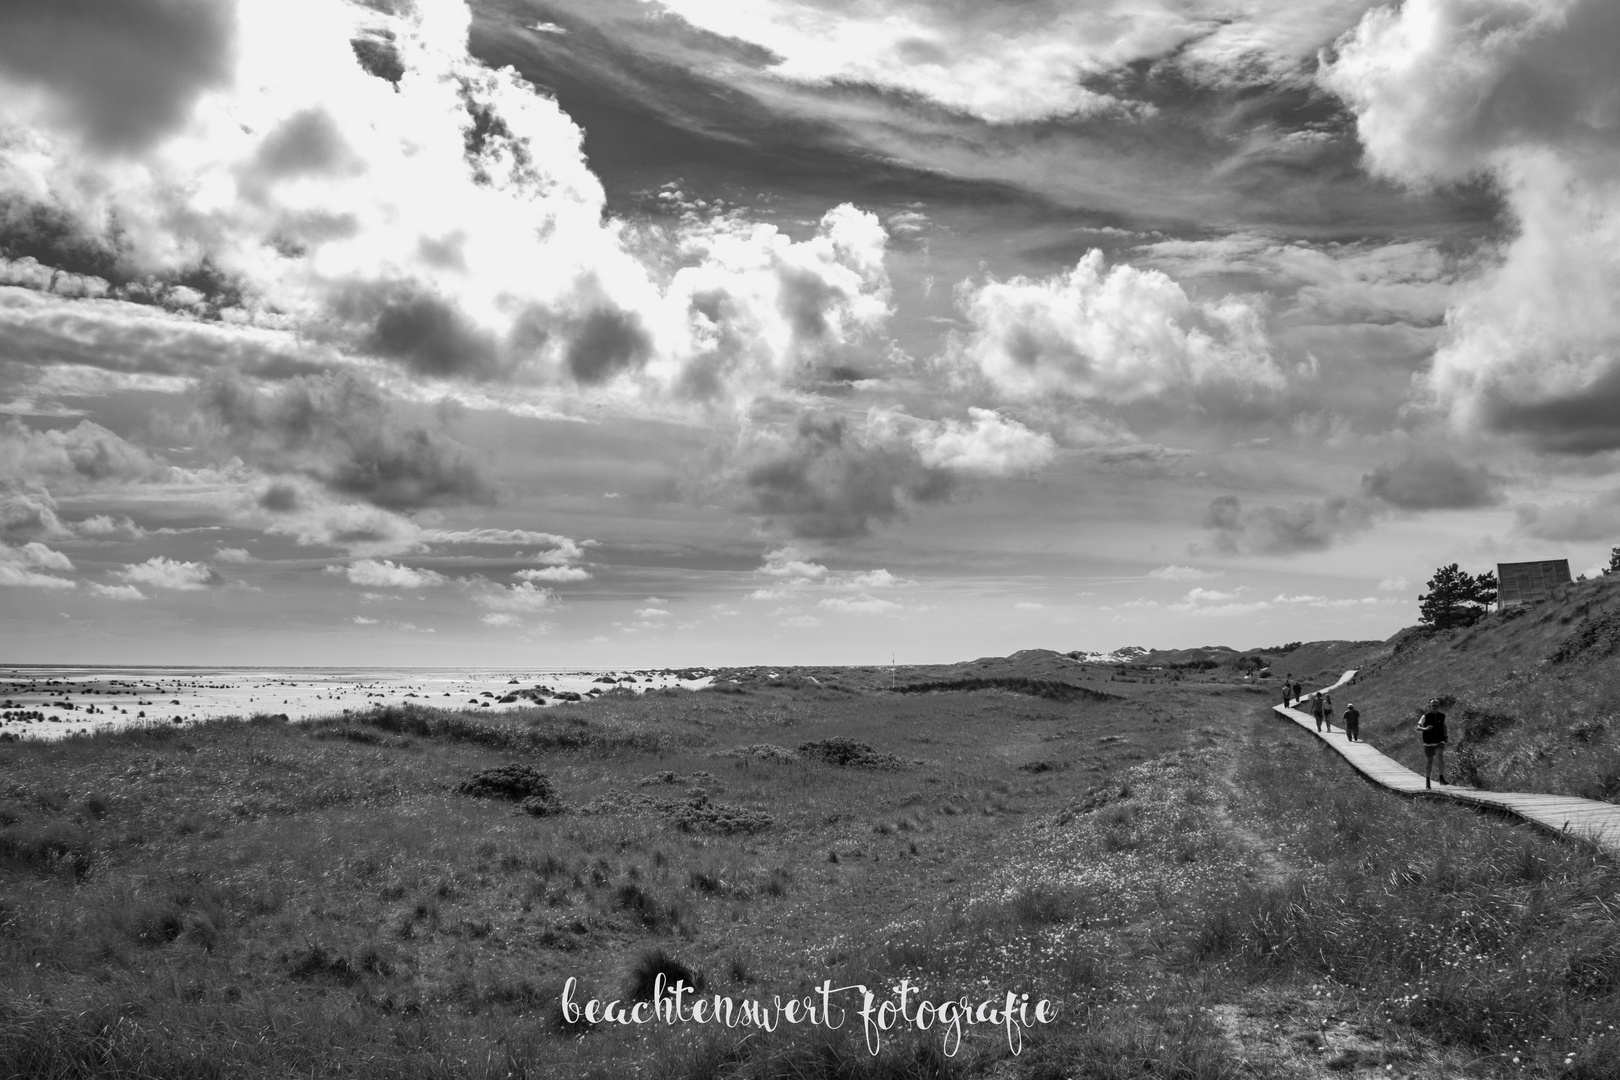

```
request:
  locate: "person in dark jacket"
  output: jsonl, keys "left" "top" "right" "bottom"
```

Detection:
{"left": 1417, "top": 698, "right": 1448, "bottom": 789}
{"left": 1282, "top": 675, "right": 1294, "bottom": 709}
{"left": 1343, "top": 703, "right": 1361, "bottom": 742}
{"left": 1311, "top": 692, "right": 1326, "bottom": 732}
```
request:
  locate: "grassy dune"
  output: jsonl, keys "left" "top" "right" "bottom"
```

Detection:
{"left": 1, "top": 649, "right": 1619, "bottom": 1078}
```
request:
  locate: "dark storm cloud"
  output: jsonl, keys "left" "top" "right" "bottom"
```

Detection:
{"left": 734, "top": 411, "right": 954, "bottom": 539}
{"left": 1474, "top": 367, "right": 1620, "bottom": 457}
{"left": 200, "top": 371, "right": 494, "bottom": 510}
{"left": 1361, "top": 452, "right": 1504, "bottom": 511}
{"left": 1200, "top": 493, "right": 1378, "bottom": 555}
{"left": 1514, "top": 491, "right": 1620, "bottom": 544}
{"left": 362, "top": 290, "right": 504, "bottom": 381}
{"left": 564, "top": 306, "right": 653, "bottom": 384}
{"left": 0, "top": 0, "right": 236, "bottom": 154}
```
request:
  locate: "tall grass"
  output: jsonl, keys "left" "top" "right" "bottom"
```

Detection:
{"left": 1196, "top": 714, "right": 1620, "bottom": 1077}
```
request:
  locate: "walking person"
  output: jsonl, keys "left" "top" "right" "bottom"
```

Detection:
{"left": 1417, "top": 698, "right": 1449, "bottom": 789}
{"left": 1292, "top": 680, "right": 1303, "bottom": 706}
{"left": 1282, "top": 675, "right": 1294, "bottom": 710}
{"left": 1322, "top": 693, "right": 1335, "bottom": 733}
{"left": 1311, "top": 691, "right": 1326, "bottom": 732}
{"left": 1343, "top": 702, "right": 1361, "bottom": 742}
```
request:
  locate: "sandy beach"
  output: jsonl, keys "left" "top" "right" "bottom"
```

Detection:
{"left": 0, "top": 666, "right": 715, "bottom": 740}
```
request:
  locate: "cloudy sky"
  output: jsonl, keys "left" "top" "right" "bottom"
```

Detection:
{"left": 2, "top": 0, "right": 1617, "bottom": 667}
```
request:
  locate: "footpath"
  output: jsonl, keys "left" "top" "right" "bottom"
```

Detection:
{"left": 1275, "top": 671, "right": 1620, "bottom": 854}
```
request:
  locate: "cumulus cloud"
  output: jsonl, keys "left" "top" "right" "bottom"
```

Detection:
{"left": 1323, "top": 0, "right": 1620, "bottom": 453}
{"left": 0, "top": 419, "right": 165, "bottom": 485}
{"left": 660, "top": 205, "right": 892, "bottom": 400}
{"left": 0, "top": 0, "right": 900, "bottom": 421}
{"left": 514, "top": 565, "right": 590, "bottom": 583}
{"left": 1200, "top": 493, "right": 1379, "bottom": 555}
{"left": 471, "top": 580, "right": 554, "bottom": 613}
{"left": 0, "top": 484, "right": 73, "bottom": 541}
{"left": 236, "top": 475, "right": 425, "bottom": 556}
{"left": 113, "top": 555, "right": 219, "bottom": 590}
{"left": 0, "top": 539, "right": 75, "bottom": 588}
{"left": 956, "top": 249, "right": 1284, "bottom": 406}
{"left": 908, "top": 408, "right": 1056, "bottom": 476}
{"left": 90, "top": 582, "right": 146, "bottom": 601}
{"left": 77, "top": 514, "right": 148, "bottom": 541}
{"left": 1361, "top": 452, "right": 1504, "bottom": 510}
{"left": 760, "top": 547, "right": 830, "bottom": 580}
{"left": 1377, "top": 575, "right": 1409, "bottom": 592}
{"left": 213, "top": 546, "right": 254, "bottom": 563}
{"left": 330, "top": 558, "right": 449, "bottom": 589}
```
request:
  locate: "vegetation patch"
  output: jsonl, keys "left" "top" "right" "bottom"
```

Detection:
{"left": 796, "top": 737, "right": 910, "bottom": 770}
{"left": 891, "top": 676, "right": 1118, "bottom": 702}
{"left": 455, "top": 764, "right": 557, "bottom": 802}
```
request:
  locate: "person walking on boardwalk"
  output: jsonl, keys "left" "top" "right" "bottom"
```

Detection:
{"left": 1322, "top": 693, "right": 1335, "bottom": 733}
{"left": 1343, "top": 702, "right": 1360, "bottom": 742}
{"left": 1417, "top": 698, "right": 1449, "bottom": 789}
{"left": 1282, "top": 675, "right": 1294, "bottom": 709}
{"left": 1311, "top": 691, "right": 1326, "bottom": 732}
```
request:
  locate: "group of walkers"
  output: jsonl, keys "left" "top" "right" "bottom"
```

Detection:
{"left": 1281, "top": 675, "right": 1450, "bottom": 789}
{"left": 1281, "top": 676, "right": 1361, "bottom": 741}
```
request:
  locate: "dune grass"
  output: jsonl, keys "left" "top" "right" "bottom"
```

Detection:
{"left": 3, "top": 669, "right": 1619, "bottom": 1078}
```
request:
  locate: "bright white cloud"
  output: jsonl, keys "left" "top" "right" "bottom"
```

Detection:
{"left": 213, "top": 546, "right": 255, "bottom": 563}
{"left": 0, "top": 540, "right": 76, "bottom": 588}
{"left": 514, "top": 565, "right": 590, "bottom": 582}
{"left": 818, "top": 594, "right": 901, "bottom": 614}
{"left": 957, "top": 250, "right": 1284, "bottom": 404}
{"left": 90, "top": 583, "right": 146, "bottom": 601}
{"left": 332, "top": 559, "right": 449, "bottom": 589}
{"left": 1148, "top": 565, "right": 1224, "bottom": 581}
{"left": 760, "top": 547, "right": 830, "bottom": 580}
{"left": 647, "top": 0, "right": 1371, "bottom": 124}
{"left": 908, "top": 408, "right": 1056, "bottom": 476}
{"left": 1323, "top": 0, "right": 1620, "bottom": 453}
{"left": 472, "top": 580, "right": 554, "bottom": 613}
{"left": 78, "top": 515, "right": 148, "bottom": 541}
{"left": 1377, "top": 575, "right": 1409, "bottom": 592}
{"left": 113, "top": 556, "right": 218, "bottom": 590}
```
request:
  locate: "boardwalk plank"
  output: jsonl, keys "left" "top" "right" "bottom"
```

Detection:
{"left": 1274, "top": 671, "right": 1620, "bottom": 854}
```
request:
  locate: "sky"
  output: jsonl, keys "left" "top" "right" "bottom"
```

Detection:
{"left": 2, "top": 0, "right": 1618, "bottom": 667}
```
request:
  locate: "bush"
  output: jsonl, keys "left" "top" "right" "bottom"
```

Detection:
{"left": 797, "top": 738, "right": 908, "bottom": 770}
{"left": 457, "top": 765, "right": 556, "bottom": 802}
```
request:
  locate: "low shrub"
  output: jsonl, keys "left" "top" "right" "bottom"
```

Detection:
{"left": 457, "top": 765, "right": 556, "bottom": 802}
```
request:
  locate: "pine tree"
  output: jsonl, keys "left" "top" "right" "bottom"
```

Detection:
{"left": 1418, "top": 563, "right": 1493, "bottom": 629}
{"left": 1606, "top": 546, "right": 1620, "bottom": 576}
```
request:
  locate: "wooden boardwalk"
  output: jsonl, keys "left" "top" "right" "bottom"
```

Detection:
{"left": 1273, "top": 672, "right": 1620, "bottom": 855}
